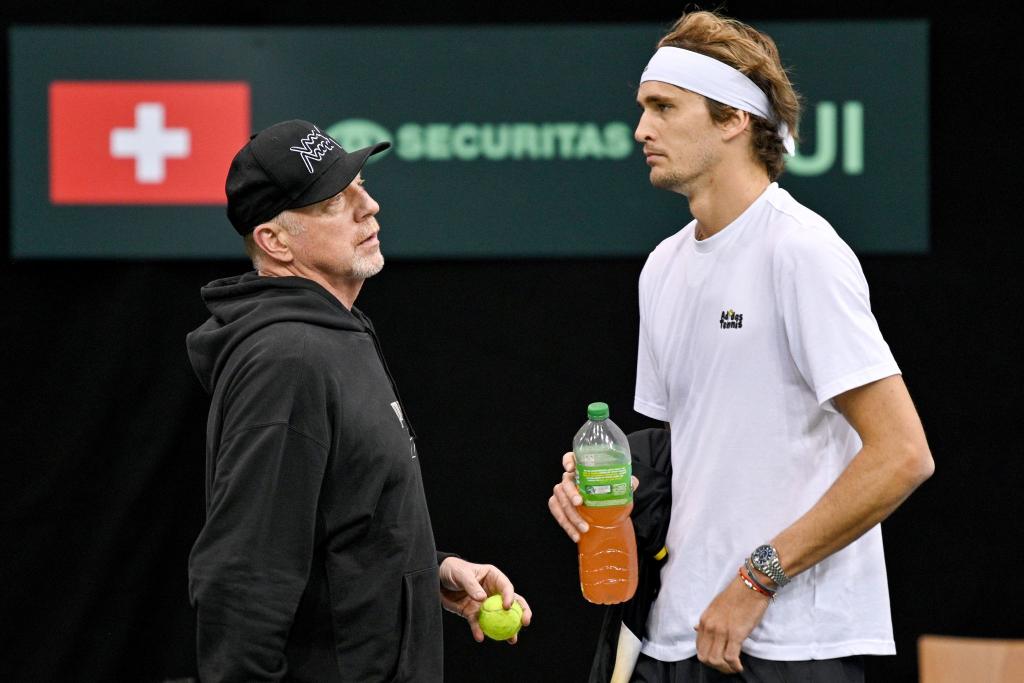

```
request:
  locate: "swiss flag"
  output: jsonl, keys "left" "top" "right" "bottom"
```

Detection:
{"left": 49, "top": 81, "right": 250, "bottom": 204}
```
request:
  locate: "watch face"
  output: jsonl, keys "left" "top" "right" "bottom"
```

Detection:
{"left": 752, "top": 545, "right": 774, "bottom": 565}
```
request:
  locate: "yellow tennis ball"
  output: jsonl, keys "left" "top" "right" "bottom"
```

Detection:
{"left": 478, "top": 594, "right": 523, "bottom": 641}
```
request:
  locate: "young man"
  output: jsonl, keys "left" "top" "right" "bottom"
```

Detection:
{"left": 549, "top": 12, "right": 933, "bottom": 682}
{"left": 187, "top": 119, "right": 530, "bottom": 682}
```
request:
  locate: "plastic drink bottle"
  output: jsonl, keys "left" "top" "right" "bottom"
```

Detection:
{"left": 573, "top": 402, "right": 638, "bottom": 604}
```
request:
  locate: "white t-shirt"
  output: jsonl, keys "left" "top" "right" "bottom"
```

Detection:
{"left": 635, "top": 183, "right": 900, "bottom": 662}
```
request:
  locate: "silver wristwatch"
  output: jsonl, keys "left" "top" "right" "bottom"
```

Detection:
{"left": 749, "top": 544, "right": 791, "bottom": 588}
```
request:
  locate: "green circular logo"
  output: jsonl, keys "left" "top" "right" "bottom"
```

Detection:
{"left": 326, "top": 119, "right": 393, "bottom": 163}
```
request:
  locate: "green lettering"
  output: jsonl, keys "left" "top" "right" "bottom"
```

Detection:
{"left": 553, "top": 123, "right": 578, "bottom": 159}
{"left": 396, "top": 123, "right": 423, "bottom": 161}
{"left": 787, "top": 102, "right": 837, "bottom": 176}
{"left": 451, "top": 123, "right": 480, "bottom": 161}
{"left": 602, "top": 122, "right": 634, "bottom": 159}
{"left": 843, "top": 101, "right": 864, "bottom": 175}
{"left": 538, "top": 124, "right": 557, "bottom": 159}
{"left": 396, "top": 120, "right": 642, "bottom": 163}
{"left": 512, "top": 124, "right": 539, "bottom": 160}
{"left": 425, "top": 124, "right": 451, "bottom": 160}
{"left": 575, "top": 123, "right": 605, "bottom": 159}
{"left": 480, "top": 124, "right": 510, "bottom": 160}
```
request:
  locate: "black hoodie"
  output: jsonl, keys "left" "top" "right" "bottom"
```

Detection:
{"left": 186, "top": 272, "right": 443, "bottom": 683}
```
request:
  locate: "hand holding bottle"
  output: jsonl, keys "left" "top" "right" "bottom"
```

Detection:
{"left": 549, "top": 451, "right": 641, "bottom": 543}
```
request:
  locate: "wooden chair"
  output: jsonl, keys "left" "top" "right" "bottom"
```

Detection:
{"left": 918, "top": 635, "right": 1024, "bottom": 683}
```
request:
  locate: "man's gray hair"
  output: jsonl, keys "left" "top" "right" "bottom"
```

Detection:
{"left": 243, "top": 211, "right": 306, "bottom": 270}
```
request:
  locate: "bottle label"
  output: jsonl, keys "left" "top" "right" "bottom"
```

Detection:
{"left": 576, "top": 460, "right": 632, "bottom": 507}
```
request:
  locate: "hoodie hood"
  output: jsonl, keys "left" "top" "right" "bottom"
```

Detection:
{"left": 186, "top": 272, "right": 367, "bottom": 393}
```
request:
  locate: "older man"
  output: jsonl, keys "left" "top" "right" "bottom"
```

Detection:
{"left": 187, "top": 119, "right": 529, "bottom": 682}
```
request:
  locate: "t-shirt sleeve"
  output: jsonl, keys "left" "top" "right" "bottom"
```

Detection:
{"left": 775, "top": 226, "right": 901, "bottom": 411}
{"left": 635, "top": 261, "right": 669, "bottom": 422}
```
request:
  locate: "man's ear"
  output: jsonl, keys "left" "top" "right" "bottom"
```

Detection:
{"left": 252, "top": 222, "right": 293, "bottom": 263}
{"left": 720, "top": 108, "right": 752, "bottom": 143}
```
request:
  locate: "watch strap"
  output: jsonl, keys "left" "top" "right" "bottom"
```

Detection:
{"left": 749, "top": 544, "right": 791, "bottom": 588}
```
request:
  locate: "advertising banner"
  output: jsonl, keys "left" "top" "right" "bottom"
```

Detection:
{"left": 9, "top": 23, "right": 928, "bottom": 258}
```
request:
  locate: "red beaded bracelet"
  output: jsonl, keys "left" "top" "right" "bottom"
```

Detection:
{"left": 738, "top": 566, "right": 776, "bottom": 599}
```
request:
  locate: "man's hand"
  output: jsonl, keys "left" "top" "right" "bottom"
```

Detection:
{"left": 548, "top": 451, "right": 639, "bottom": 542}
{"left": 438, "top": 557, "right": 532, "bottom": 644}
{"left": 548, "top": 452, "right": 588, "bottom": 542}
{"left": 694, "top": 575, "right": 770, "bottom": 674}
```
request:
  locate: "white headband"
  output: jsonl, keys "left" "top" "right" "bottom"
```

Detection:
{"left": 640, "top": 46, "right": 795, "bottom": 155}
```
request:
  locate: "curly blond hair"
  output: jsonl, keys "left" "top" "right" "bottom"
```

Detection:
{"left": 657, "top": 11, "right": 801, "bottom": 181}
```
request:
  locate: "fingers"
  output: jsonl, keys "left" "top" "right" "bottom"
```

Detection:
{"left": 722, "top": 636, "right": 744, "bottom": 674}
{"left": 548, "top": 451, "right": 589, "bottom": 541}
{"left": 449, "top": 561, "right": 520, "bottom": 607}
{"left": 446, "top": 562, "right": 532, "bottom": 646}
{"left": 465, "top": 594, "right": 497, "bottom": 644}
{"left": 465, "top": 563, "right": 498, "bottom": 603}
{"left": 548, "top": 472, "right": 588, "bottom": 542}
{"left": 480, "top": 565, "right": 514, "bottom": 608}
{"left": 501, "top": 593, "right": 532, "bottom": 646}
{"left": 631, "top": 475, "right": 640, "bottom": 492}
{"left": 465, "top": 590, "right": 532, "bottom": 646}
{"left": 694, "top": 620, "right": 711, "bottom": 670}
{"left": 515, "top": 593, "right": 533, "bottom": 627}
{"left": 694, "top": 619, "right": 743, "bottom": 674}
{"left": 468, "top": 614, "right": 485, "bottom": 643}
{"left": 560, "top": 471, "right": 582, "bottom": 507}
{"left": 442, "top": 558, "right": 487, "bottom": 600}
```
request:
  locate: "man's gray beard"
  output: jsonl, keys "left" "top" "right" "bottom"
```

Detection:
{"left": 348, "top": 250, "right": 384, "bottom": 280}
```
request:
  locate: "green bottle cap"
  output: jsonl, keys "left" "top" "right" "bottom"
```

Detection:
{"left": 587, "top": 402, "right": 609, "bottom": 420}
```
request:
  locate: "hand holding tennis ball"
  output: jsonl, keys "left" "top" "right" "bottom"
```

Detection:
{"left": 478, "top": 594, "right": 524, "bottom": 641}
{"left": 437, "top": 557, "right": 531, "bottom": 643}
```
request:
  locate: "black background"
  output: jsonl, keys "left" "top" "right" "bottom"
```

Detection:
{"left": 1, "top": 2, "right": 1021, "bottom": 682}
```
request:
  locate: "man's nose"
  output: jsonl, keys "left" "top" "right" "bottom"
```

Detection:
{"left": 634, "top": 112, "right": 653, "bottom": 143}
{"left": 360, "top": 192, "right": 381, "bottom": 219}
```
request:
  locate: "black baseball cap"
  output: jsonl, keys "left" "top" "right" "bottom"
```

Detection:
{"left": 225, "top": 119, "right": 390, "bottom": 235}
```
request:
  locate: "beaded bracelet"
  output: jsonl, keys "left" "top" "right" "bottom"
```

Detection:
{"left": 738, "top": 566, "right": 776, "bottom": 599}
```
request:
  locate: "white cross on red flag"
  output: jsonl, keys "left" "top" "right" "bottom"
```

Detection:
{"left": 49, "top": 81, "right": 250, "bottom": 204}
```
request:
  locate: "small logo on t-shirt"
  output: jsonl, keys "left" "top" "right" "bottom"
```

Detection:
{"left": 720, "top": 309, "right": 744, "bottom": 329}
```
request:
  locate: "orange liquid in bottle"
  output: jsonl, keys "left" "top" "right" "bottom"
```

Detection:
{"left": 577, "top": 502, "right": 638, "bottom": 604}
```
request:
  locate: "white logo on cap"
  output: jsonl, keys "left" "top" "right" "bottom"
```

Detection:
{"left": 289, "top": 125, "right": 336, "bottom": 174}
